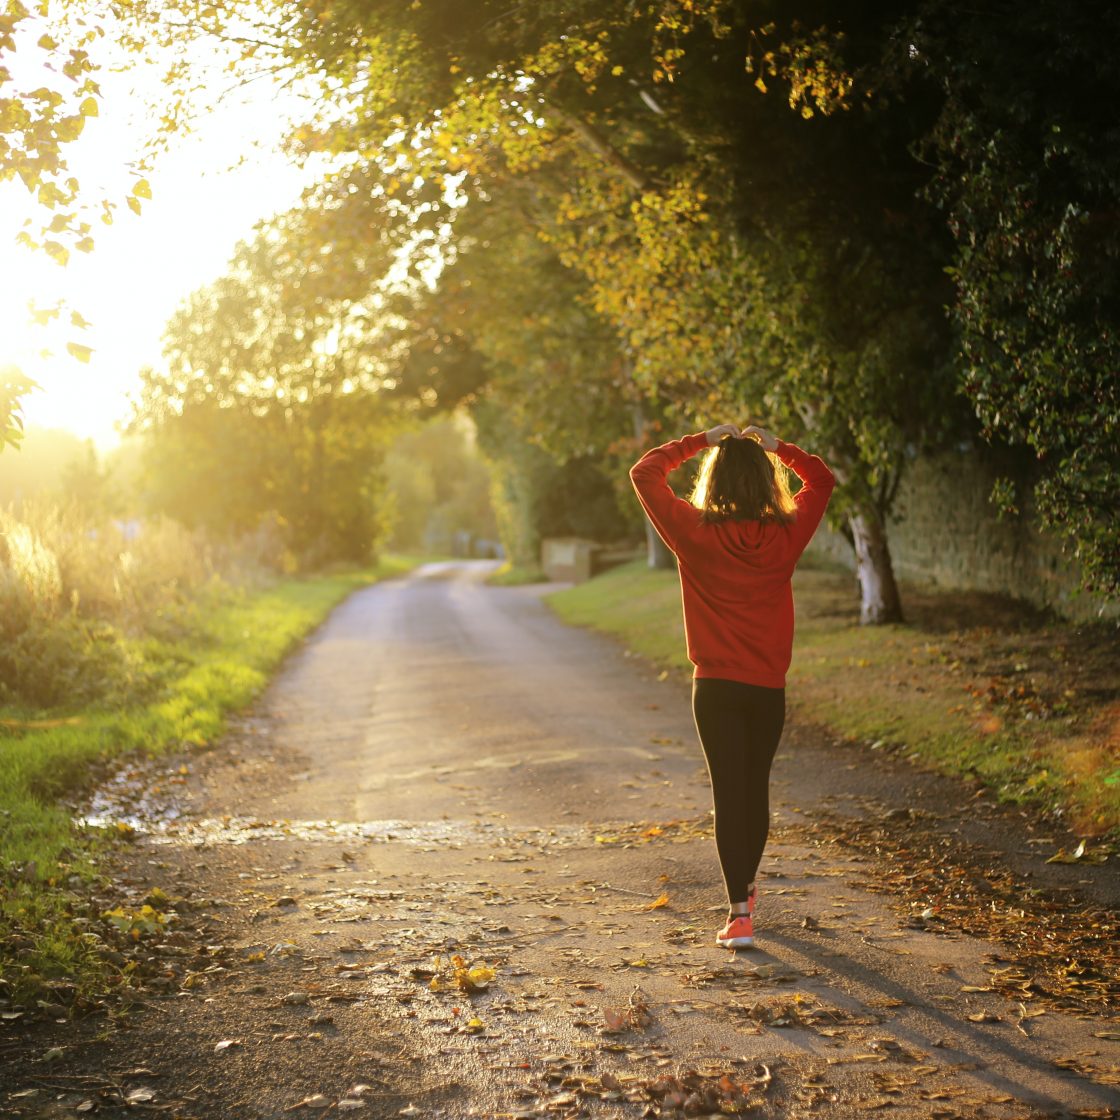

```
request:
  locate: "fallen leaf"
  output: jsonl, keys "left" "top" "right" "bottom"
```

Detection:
{"left": 289, "top": 1095, "right": 330, "bottom": 1111}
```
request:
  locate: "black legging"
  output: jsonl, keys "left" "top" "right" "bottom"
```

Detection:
{"left": 691, "top": 677, "right": 786, "bottom": 903}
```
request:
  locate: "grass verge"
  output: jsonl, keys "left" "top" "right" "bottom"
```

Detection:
{"left": 547, "top": 559, "right": 1120, "bottom": 840}
{"left": 0, "top": 556, "right": 420, "bottom": 1004}
{"left": 487, "top": 561, "right": 549, "bottom": 586}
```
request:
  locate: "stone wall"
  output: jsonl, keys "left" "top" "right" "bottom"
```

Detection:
{"left": 806, "top": 442, "right": 1112, "bottom": 620}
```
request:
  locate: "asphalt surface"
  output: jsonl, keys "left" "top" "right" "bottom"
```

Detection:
{"left": 16, "top": 560, "right": 1118, "bottom": 1119}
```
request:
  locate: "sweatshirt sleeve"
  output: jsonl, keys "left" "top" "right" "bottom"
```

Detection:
{"left": 629, "top": 432, "right": 710, "bottom": 553}
{"left": 775, "top": 440, "right": 836, "bottom": 556}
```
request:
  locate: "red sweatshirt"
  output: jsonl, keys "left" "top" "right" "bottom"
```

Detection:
{"left": 630, "top": 433, "right": 835, "bottom": 689}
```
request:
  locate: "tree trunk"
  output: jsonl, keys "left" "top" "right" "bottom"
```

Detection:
{"left": 630, "top": 399, "right": 676, "bottom": 570}
{"left": 644, "top": 516, "right": 676, "bottom": 570}
{"left": 848, "top": 506, "right": 904, "bottom": 624}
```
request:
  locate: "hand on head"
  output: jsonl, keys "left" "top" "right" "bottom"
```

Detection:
{"left": 705, "top": 423, "right": 742, "bottom": 446}
{"left": 741, "top": 425, "right": 779, "bottom": 452}
{"left": 704, "top": 423, "right": 780, "bottom": 452}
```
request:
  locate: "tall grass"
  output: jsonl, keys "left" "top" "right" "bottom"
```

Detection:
{"left": 0, "top": 498, "right": 416, "bottom": 1003}
{"left": 0, "top": 498, "right": 284, "bottom": 709}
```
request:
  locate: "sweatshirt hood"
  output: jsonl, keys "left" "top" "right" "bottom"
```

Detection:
{"left": 715, "top": 517, "right": 790, "bottom": 565}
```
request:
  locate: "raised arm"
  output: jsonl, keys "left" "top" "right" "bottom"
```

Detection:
{"left": 629, "top": 431, "right": 711, "bottom": 552}
{"left": 774, "top": 440, "right": 836, "bottom": 555}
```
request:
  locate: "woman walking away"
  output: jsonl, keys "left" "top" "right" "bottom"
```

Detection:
{"left": 630, "top": 423, "right": 835, "bottom": 950}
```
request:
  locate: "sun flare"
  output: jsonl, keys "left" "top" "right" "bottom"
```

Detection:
{"left": 0, "top": 33, "right": 311, "bottom": 449}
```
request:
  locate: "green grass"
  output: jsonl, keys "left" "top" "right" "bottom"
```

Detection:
{"left": 487, "top": 561, "right": 549, "bottom": 586}
{"left": 0, "top": 556, "right": 421, "bottom": 1002}
{"left": 547, "top": 559, "right": 1120, "bottom": 841}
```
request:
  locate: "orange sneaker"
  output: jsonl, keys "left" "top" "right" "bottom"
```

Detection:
{"left": 716, "top": 887, "right": 757, "bottom": 949}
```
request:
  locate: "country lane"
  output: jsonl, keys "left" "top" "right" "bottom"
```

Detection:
{"left": 18, "top": 560, "right": 1117, "bottom": 1120}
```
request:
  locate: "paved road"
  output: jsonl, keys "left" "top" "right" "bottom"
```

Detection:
{"left": 44, "top": 562, "right": 1120, "bottom": 1119}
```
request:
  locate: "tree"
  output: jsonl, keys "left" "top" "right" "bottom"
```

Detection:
{"left": 897, "top": 0, "right": 1120, "bottom": 599}
{"left": 93, "top": 0, "right": 1120, "bottom": 607}
{"left": 389, "top": 188, "right": 651, "bottom": 567}
{"left": 131, "top": 219, "right": 395, "bottom": 565}
{"left": 382, "top": 417, "right": 497, "bottom": 553}
{"left": 277, "top": 158, "right": 652, "bottom": 567}
{"left": 277, "top": 0, "right": 968, "bottom": 619}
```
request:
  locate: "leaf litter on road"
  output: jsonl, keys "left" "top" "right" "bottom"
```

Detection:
{"left": 779, "top": 809, "right": 1120, "bottom": 1014}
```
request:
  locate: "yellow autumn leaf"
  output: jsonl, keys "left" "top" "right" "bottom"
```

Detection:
{"left": 643, "top": 892, "right": 670, "bottom": 911}
{"left": 66, "top": 341, "right": 93, "bottom": 363}
{"left": 132, "top": 178, "right": 152, "bottom": 199}
{"left": 466, "top": 964, "right": 495, "bottom": 990}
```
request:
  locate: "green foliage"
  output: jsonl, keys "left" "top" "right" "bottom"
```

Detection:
{"left": 0, "top": 6, "right": 101, "bottom": 240}
{"left": 474, "top": 397, "right": 636, "bottom": 570}
{"left": 132, "top": 223, "right": 395, "bottom": 567}
{"left": 0, "top": 614, "right": 138, "bottom": 709}
{"left": 0, "top": 495, "right": 254, "bottom": 709}
{"left": 0, "top": 561, "right": 408, "bottom": 1002}
{"left": 382, "top": 418, "right": 497, "bottom": 553}
{"left": 1, "top": 6, "right": 148, "bottom": 434}
{"left": 111, "top": 0, "right": 1118, "bottom": 609}
{"left": 270, "top": 0, "right": 959, "bottom": 617}
{"left": 0, "top": 367, "right": 37, "bottom": 455}
{"left": 898, "top": 0, "right": 1120, "bottom": 598}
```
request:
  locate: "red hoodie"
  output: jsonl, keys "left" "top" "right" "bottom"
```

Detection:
{"left": 629, "top": 433, "right": 835, "bottom": 689}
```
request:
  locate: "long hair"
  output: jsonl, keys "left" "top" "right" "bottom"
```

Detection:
{"left": 690, "top": 436, "right": 796, "bottom": 525}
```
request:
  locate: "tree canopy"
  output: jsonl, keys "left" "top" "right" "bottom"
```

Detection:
{"left": 23, "top": 0, "right": 1116, "bottom": 606}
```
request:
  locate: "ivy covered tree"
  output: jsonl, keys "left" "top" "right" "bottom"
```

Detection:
{"left": 897, "top": 0, "right": 1120, "bottom": 599}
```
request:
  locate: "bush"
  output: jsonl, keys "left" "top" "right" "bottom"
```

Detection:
{"left": 0, "top": 615, "right": 138, "bottom": 709}
{"left": 0, "top": 501, "right": 267, "bottom": 711}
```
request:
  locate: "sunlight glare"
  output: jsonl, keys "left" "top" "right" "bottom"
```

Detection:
{"left": 0, "top": 26, "right": 315, "bottom": 449}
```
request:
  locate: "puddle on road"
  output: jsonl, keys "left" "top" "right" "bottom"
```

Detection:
{"left": 77, "top": 753, "right": 706, "bottom": 851}
{"left": 79, "top": 810, "right": 590, "bottom": 850}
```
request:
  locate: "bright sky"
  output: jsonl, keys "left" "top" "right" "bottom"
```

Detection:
{"left": 0, "top": 26, "right": 313, "bottom": 450}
